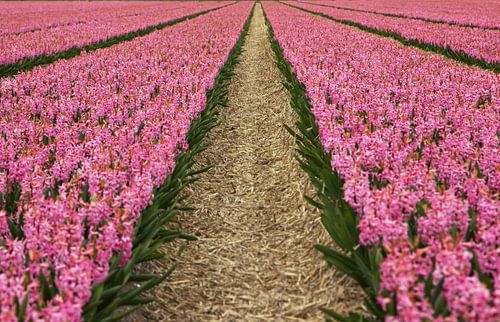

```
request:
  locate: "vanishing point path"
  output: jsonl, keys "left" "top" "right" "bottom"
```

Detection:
{"left": 142, "top": 4, "right": 362, "bottom": 321}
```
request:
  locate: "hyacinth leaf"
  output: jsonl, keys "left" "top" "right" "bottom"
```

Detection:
{"left": 92, "top": 282, "right": 149, "bottom": 321}
{"left": 178, "top": 232, "right": 198, "bottom": 241}
{"left": 298, "top": 151, "right": 326, "bottom": 179}
{"left": 104, "top": 254, "right": 133, "bottom": 287}
{"left": 151, "top": 231, "right": 179, "bottom": 244}
{"left": 3, "top": 182, "right": 22, "bottom": 215}
{"left": 297, "top": 159, "right": 321, "bottom": 184}
{"left": 322, "top": 169, "right": 344, "bottom": 201}
{"left": 15, "top": 292, "right": 29, "bottom": 322}
{"left": 321, "top": 211, "right": 351, "bottom": 251}
{"left": 283, "top": 123, "right": 298, "bottom": 138}
{"left": 121, "top": 296, "right": 156, "bottom": 306}
{"left": 101, "top": 285, "right": 124, "bottom": 302}
{"left": 137, "top": 251, "right": 164, "bottom": 264}
{"left": 7, "top": 218, "right": 24, "bottom": 239}
{"left": 100, "top": 306, "right": 141, "bottom": 322}
{"left": 175, "top": 205, "right": 197, "bottom": 212}
{"left": 352, "top": 252, "right": 377, "bottom": 291}
{"left": 407, "top": 213, "right": 419, "bottom": 242}
{"left": 315, "top": 244, "right": 365, "bottom": 285}
{"left": 297, "top": 159, "right": 321, "bottom": 188}
{"left": 465, "top": 209, "right": 478, "bottom": 241}
{"left": 339, "top": 204, "right": 357, "bottom": 233}
{"left": 431, "top": 277, "right": 444, "bottom": 305}
{"left": 321, "top": 206, "right": 358, "bottom": 252}
{"left": 84, "top": 284, "right": 104, "bottom": 314}
{"left": 134, "top": 217, "right": 171, "bottom": 246}
{"left": 119, "top": 265, "right": 175, "bottom": 305}
{"left": 186, "top": 164, "right": 214, "bottom": 177}
{"left": 155, "top": 228, "right": 182, "bottom": 240}
{"left": 424, "top": 270, "right": 434, "bottom": 300}
{"left": 154, "top": 190, "right": 180, "bottom": 211}
{"left": 470, "top": 251, "right": 494, "bottom": 291}
{"left": 129, "top": 274, "right": 158, "bottom": 283}
{"left": 304, "top": 194, "right": 325, "bottom": 210}
{"left": 386, "top": 297, "right": 396, "bottom": 316}
{"left": 364, "top": 297, "right": 385, "bottom": 321}
{"left": 39, "top": 270, "right": 58, "bottom": 303}
{"left": 135, "top": 209, "right": 169, "bottom": 237}
{"left": 428, "top": 277, "right": 451, "bottom": 318}
{"left": 363, "top": 248, "right": 383, "bottom": 294}
{"left": 433, "top": 296, "right": 448, "bottom": 318}
{"left": 108, "top": 252, "right": 125, "bottom": 277}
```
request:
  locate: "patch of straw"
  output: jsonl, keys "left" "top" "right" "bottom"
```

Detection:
{"left": 135, "top": 4, "right": 365, "bottom": 321}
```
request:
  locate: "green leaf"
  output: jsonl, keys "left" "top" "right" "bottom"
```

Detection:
{"left": 315, "top": 245, "right": 364, "bottom": 284}
{"left": 121, "top": 296, "right": 156, "bottom": 306}
{"left": 303, "top": 194, "right": 324, "bottom": 210}
{"left": 129, "top": 274, "right": 158, "bottom": 283}
{"left": 15, "top": 292, "right": 29, "bottom": 322}
{"left": 100, "top": 305, "right": 141, "bottom": 322}
{"left": 431, "top": 277, "right": 444, "bottom": 306}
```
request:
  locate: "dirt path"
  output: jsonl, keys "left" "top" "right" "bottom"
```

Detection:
{"left": 143, "top": 4, "right": 363, "bottom": 321}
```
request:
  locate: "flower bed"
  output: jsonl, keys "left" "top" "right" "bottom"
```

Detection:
{"left": 264, "top": 2, "right": 499, "bottom": 321}
{"left": 0, "top": 1, "right": 230, "bottom": 66}
{"left": 288, "top": 1, "right": 500, "bottom": 65}
{"left": 304, "top": 0, "right": 500, "bottom": 29}
{"left": 0, "top": 1, "right": 183, "bottom": 36}
{"left": 0, "top": 2, "right": 253, "bottom": 320}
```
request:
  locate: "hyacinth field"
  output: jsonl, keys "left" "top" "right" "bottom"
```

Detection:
{"left": 0, "top": 1, "right": 498, "bottom": 321}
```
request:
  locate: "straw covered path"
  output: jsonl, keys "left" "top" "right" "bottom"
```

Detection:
{"left": 143, "top": 4, "right": 363, "bottom": 320}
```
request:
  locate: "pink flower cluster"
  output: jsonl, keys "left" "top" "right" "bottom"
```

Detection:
{"left": 379, "top": 237, "right": 499, "bottom": 321}
{"left": 289, "top": 1, "right": 500, "bottom": 64}
{"left": 0, "top": 1, "right": 232, "bottom": 66}
{"left": 306, "top": 0, "right": 500, "bottom": 29}
{"left": 0, "top": 2, "right": 253, "bottom": 320}
{"left": 264, "top": 2, "right": 499, "bottom": 320}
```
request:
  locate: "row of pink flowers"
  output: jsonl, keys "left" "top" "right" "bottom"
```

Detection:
{"left": 0, "top": 1, "right": 179, "bottom": 36}
{"left": 303, "top": 0, "right": 500, "bottom": 29}
{"left": 0, "top": 1, "right": 231, "bottom": 66}
{"left": 288, "top": 1, "right": 500, "bottom": 64}
{"left": 0, "top": 2, "right": 253, "bottom": 320}
{"left": 264, "top": 2, "right": 499, "bottom": 321}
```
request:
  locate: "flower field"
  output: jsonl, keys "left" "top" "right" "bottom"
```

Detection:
{"left": 0, "top": 2, "right": 252, "bottom": 320}
{"left": 1, "top": 1, "right": 188, "bottom": 36}
{"left": 286, "top": 1, "right": 500, "bottom": 68}
{"left": 0, "top": 1, "right": 231, "bottom": 67}
{"left": 0, "top": 0, "right": 498, "bottom": 321}
{"left": 264, "top": 1, "right": 499, "bottom": 321}
{"left": 304, "top": 0, "right": 500, "bottom": 29}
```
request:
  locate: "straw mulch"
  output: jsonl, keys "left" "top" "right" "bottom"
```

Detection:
{"left": 139, "top": 4, "right": 364, "bottom": 321}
